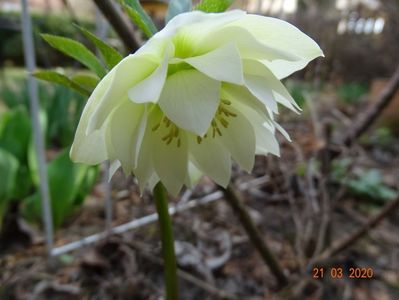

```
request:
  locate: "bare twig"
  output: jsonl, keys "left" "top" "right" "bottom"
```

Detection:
{"left": 92, "top": 0, "right": 139, "bottom": 52}
{"left": 223, "top": 184, "right": 289, "bottom": 288}
{"left": 342, "top": 64, "right": 399, "bottom": 146}
{"left": 340, "top": 205, "right": 399, "bottom": 246}
{"left": 276, "top": 157, "right": 306, "bottom": 268}
{"left": 309, "top": 196, "right": 399, "bottom": 265}
{"left": 313, "top": 123, "right": 333, "bottom": 256}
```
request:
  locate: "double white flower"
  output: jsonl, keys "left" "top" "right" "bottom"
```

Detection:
{"left": 71, "top": 10, "right": 323, "bottom": 195}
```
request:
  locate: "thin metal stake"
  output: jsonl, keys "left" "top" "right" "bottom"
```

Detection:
{"left": 20, "top": 0, "right": 54, "bottom": 254}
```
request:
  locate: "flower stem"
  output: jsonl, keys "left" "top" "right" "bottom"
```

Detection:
{"left": 154, "top": 182, "right": 178, "bottom": 300}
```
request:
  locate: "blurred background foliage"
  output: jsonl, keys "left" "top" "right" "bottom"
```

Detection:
{"left": 0, "top": 68, "right": 99, "bottom": 229}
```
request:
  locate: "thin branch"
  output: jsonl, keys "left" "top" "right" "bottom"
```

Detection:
{"left": 313, "top": 122, "right": 333, "bottom": 256}
{"left": 309, "top": 196, "right": 399, "bottom": 266}
{"left": 223, "top": 184, "right": 289, "bottom": 288}
{"left": 342, "top": 64, "right": 399, "bottom": 146}
{"left": 92, "top": 0, "right": 139, "bottom": 52}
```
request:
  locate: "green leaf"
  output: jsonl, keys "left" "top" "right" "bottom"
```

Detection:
{"left": 195, "top": 0, "right": 234, "bottom": 12}
{"left": 0, "top": 108, "right": 31, "bottom": 163}
{"left": 0, "top": 149, "right": 19, "bottom": 229}
{"left": 23, "top": 149, "right": 98, "bottom": 228}
{"left": 166, "top": 0, "right": 192, "bottom": 23}
{"left": 70, "top": 73, "right": 100, "bottom": 91}
{"left": 121, "top": 0, "right": 158, "bottom": 38}
{"left": 75, "top": 25, "right": 123, "bottom": 69}
{"left": 74, "top": 165, "right": 99, "bottom": 206}
{"left": 12, "top": 165, "right": 33, "bottom": 200}
{"left": 347, "top": 169, "right": 397, "bottom": 202}
{"left": 0, "top": 83, "right": 25, "bottom": 109}
{"left": 33, "top": 70, "right": 91, "bottom": 97}
{"left": 41, "top": 34, "right": 106, "bottom": 78}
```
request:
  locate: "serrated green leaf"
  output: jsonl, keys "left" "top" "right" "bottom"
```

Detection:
{"left": 75, "top": 25, "right": 123, "bottom": 69}
{"left": 195, "top": 0, "right": 234, "bottom": 12}
{"left": 71, "top": 73, "right": 100, "bottom": 91}
{"left": 41, "top": 34, "right": 106, "bottom": 78}
{"left": 33, "top": 70, "right": 91, "bottom": 97}
{"left": 166, "top": 0, "right": 192, "bottom": 23}
{"left": 121, "top": 0, "right": 158, "bottom": 38}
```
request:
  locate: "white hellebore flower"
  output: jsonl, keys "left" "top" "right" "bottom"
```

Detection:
{"left": 70, "top": 9, "right": 323, "bottom": 196}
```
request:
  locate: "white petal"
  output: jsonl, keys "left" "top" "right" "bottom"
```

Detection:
{"left": 229, "top": 96, "right": 279, "bottom": 156}
{"left": 244, "top": 59, "right": 300, "bottom": 112}
{"left": 178, "top": 43, "right": 243, "bottom": 84}
{"left": 70, "top": 127, "right": 108, "bottom": 164}
{"left": 189, "top": 135, "right": 232, "bottom": 187}
{"left": 198, "top": 25, "right": 297, "bottom": 62}
{"left": 144, "top": 107, "right": 188, "bottom": 196}
{"left": 230, "top": 15, "right": 323, "bottom": 79}
{"left": 222, "top": 83, "right": 270, "bottom": 118}
{"left": 185, "top": 162, "right": 203, "bottom": 189}
{"left": 70, "top": 71, "right": 112, "bottom": 164}
{"left": 159, "top": 69, "right": 220, "bottom": 136}
{"left": 153, "top": 134, "right": 188, "bottom": 197}
{"left": 219, "top": 108, "right": 256, "bottom": 172}
{"left": 244, "top": 74, "right": 278, "bottom": 113}
{"left": 273, "top": 120, "right": 291, "bottom": 141}
{"left": 87, "top": 54, "right": 158, "bottom": 133}
{"left": 109, "top": 160, "right": 121, "bottom": 181}
{"left": 136, "top": 37, "right": 169, "bottom": 58}
{"left": 133, "top": 130, "right": 155, "bottom": 192}
{"left": 148, "top": 173, "right": 160, "bottom": 192}
{"left": 155, "top": 10, "right": 246, "bottom": 41}
{"left": 128, "top": 43, "right": 174, "bottom": 104}
{"left": 132, "top": 105, "right": 149, "bottom": 168}
{"left": 106, "top": 101, "right": 144, "bottom": 173}
{"left": 255, "top": 125, "right": 280, "bottom": 156}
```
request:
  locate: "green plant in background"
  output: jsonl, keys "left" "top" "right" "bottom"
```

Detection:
{"left": 360, "top": 126, "right": 396, "bottom": 151}
{"left": 0, "top": 107, "right": 33, "bottom": 200}
{"left": 24, "top": 149, "right": 99, "bottom": 228}
{"left": 0, "top": 72, "right": 99, "bottom": 228}
{"left": 1, "top": 71, "right": 88, "bottom": 147}
{"left": 347, "top": 169, "right": 397, "bottom": 202}
{"left": 0, "top": 148, "right": 19, "bottom": 229}
{"left": 337, "top": 82, "right": 368, "bottom": 104}
{"left": 331, "top": 159, "right": 397, "bottom": 202}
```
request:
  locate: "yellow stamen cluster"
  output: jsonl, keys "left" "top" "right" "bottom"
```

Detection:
{"left": 197, "top": 99, "right": 237, "bottom": 144}
{"left": 153, "top": 99, "right": 237, "bottom": 147}
{"left": 152, "top": 116, "right": 182, "bottom": 147}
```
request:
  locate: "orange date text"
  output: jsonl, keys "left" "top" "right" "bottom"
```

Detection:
{"left": 312, "top": 267, "right": 374, "bottom": 279}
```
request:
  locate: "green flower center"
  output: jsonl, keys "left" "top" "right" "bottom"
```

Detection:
{"left": 167, "top": 62, "right": 193, "bottom": 76}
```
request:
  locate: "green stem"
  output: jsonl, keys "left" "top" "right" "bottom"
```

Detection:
{"left": 154, "top": 182, "right": 178, "bottom": 300}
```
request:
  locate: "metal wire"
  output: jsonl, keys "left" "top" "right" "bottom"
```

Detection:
{"left": 51, "top": 191, "right": 224, "bottom": 256}
{"left": 20, "top": 0, "right": 54, "bottom": 254}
